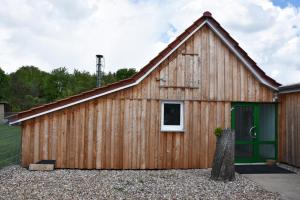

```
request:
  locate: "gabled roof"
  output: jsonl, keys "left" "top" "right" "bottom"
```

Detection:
{"left": 10, "top": 11, "right": 281, "bottom": 125}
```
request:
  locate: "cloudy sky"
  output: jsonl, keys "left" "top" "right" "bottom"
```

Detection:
{"left": 0, "top": 0, "right": 300, "bottom": 84}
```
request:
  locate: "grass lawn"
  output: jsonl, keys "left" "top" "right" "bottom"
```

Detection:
{"left": 0, "top": 124, "right": 21, "bottom": 169}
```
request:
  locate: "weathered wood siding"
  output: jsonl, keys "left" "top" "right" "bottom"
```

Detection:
{"left": 279, "top": 92, "right": 300, "bottom": 167}
{"left": 21, "top": 25, "right": 274, "bottom": 169}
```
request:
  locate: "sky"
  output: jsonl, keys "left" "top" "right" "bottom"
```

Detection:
{"left": 0, "top": 0, "right": 300, "bottom": 85}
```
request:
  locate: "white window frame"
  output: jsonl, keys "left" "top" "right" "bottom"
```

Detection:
{"left": 161, "top": 101, "right": 184, "bottom": 132}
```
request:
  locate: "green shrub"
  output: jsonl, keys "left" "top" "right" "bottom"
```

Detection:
{"left": 214, "top": 127, "right": 223, "bottom": 137}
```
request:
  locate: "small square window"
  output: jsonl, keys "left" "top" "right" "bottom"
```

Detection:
{"left": 161, "top": 101, "right": 184, "bottom": 132}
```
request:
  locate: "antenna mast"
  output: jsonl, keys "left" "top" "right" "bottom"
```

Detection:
{"left": 96, "top": 55, "right": 104, "bottom": 87}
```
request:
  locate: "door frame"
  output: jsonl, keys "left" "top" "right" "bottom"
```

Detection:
{"left": 231, "top": 102, "right": 278, "bottom": 163}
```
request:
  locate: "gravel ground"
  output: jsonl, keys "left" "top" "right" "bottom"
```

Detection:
{"left": 0, "top": 165, "right": 280, "bottom": 200}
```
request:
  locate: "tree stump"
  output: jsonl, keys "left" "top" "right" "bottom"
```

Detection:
{"left": 210, "top": 128, "right": 235, "bottom": 181}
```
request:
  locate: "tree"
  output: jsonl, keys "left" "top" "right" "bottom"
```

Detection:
{"left": 70, "top": 69, "right": 96, "bottom": 94}
{"left": 9, "top": 66, "right": 48, "bottom": 111}
{"left": 101, "top": 68, "right": 137, "bottom": 86}
{"left": 115, "top": 68, "right": 136, "bottom": 81}
{"left": 0, "top": 67, "right": 9, "bottom": 101}
{"left": 44, "top": 67, "right": 71, "bottom": 101}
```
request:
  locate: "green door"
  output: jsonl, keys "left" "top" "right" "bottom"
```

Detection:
{"left": 231, "top": 103, "right": 277, "bottom": 163}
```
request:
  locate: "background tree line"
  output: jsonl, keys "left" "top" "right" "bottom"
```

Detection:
{"left": 0, "top": 66, "right": 136, "bottom": 112}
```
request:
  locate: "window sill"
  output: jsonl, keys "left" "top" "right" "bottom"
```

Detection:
{"left": 160, "top": 129, "right": 185, "bottom": 133}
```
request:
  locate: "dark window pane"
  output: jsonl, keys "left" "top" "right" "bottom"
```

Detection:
{"left": 235, "top": 106, "right": 254, "bottom": 141}
{"left": 259, "top": 144, "right": 275, "bottom": 159}
{"left": 164, "top": 103, "right": 181, "bottom": 125}
{"left": 235, "top": 144, "right": 253, "bottom": 158}
{"left": 259, "top": 104, "right": 275, "bottom": 141}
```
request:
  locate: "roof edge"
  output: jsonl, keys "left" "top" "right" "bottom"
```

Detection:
{"left": 279, "top": 82, "right": 300, "bottom": 94}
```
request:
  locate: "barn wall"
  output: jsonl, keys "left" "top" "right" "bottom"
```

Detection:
{"left": 21, "top": 25, "right": 275, "bottom": 169}
{"left": 22, "top": 100, "right": 232, "bottom": 169}
{"left": 279, "top": 92, "right": 300, "bottom": 167}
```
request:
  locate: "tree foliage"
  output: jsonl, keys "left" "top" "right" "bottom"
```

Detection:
{"left": 1, "top": 66, "right": 137, "bottom": 111}
{"left": 0, "top": 67, "right": 9, "bottom": 101}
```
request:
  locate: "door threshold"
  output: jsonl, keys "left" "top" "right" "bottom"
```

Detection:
{"left": 235, "top": 163, "right": 266, "bottom": 165}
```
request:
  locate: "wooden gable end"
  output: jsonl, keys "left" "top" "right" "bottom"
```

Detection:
{"left": 117, "top": 25, "right": 274, "bottom": 102}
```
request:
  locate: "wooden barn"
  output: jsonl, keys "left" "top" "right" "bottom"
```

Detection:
{"left": 10, "top": 11, "right": 287, "bottom": 169}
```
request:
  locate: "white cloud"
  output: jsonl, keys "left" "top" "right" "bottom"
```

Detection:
{"left": 0, "top": 0, "right": 299, "bottom": 84}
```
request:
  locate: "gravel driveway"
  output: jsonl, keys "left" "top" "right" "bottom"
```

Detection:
{"left": 0, "top": 166, "right": 279, "bottom": 199}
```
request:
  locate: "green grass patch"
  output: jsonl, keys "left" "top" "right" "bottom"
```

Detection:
{"left": 0, "top": 124, "right": 21, "bottom": 169}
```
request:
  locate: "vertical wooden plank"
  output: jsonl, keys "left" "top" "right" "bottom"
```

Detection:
{"left": 192, "top": 101, "right": 200, "bottom": 168}
{"left": 166, "top": 133, "right": 173, "bottom": 169}
{"left": 118, "top": 99, "right": 125, "bottom": 169}
{"left": 155, "top": 100, "right": 160, "bottom": 169}
{"left": 193, "top": 30, "right": 201, "bottom": 100}
{"left": 21, "top": 122, "right": 30, "bottom": 166}
{"left": 140, "top": 99, "right": 147, "bottom": 169}
{"left": 278, "top": 99, "right": 283, "bottom": 162}
{"left": 62, "top": 111, "right": 68, "bottom": 168}
{"left": 225, "top": 102, "right": 231, "bottom": 128}
{"left": 73, "top": 108, "right": 78, "bottom": 168}
{"left": 150, "top": 100, "right": 156, "bottom": 168}
{"left": 208, "top": 102, "right": 216, "bottom": 167}
{"left": 253, "top": 78, "right": 259, "bottom": 101}
{"left": 92, "top": 101, "right": 98, "bottom": 169}
{"left": 225, "top": 49, "right": 232, "bottom": 101}
{"left": 110, "top": 99, "right": 116, "bottom": 169}
{"left": 185, "top": 38, "right": 194, "bottom": 99}
{"left": 150, "top": 70, "right": 159, "bottom": 99}
{"left": 136, "top": 100, "right": 141, "bottom": 169}
{"left": 96, "top": 100, "right": 103, "bottom": 169}
{"left": 188, "top": 102, "right": 194, "bottom": 168}
{"left": 177, "top": 49, "right": 185, "bottom": 88}
{"left": 297, "top": 94, "right": 300, "bottom": 166}
{"left": 78, "top": 104, "right": 85, "bottom": 169}
{"left": 105, "top": 99, "right": 112, "bottom": 169}
{"left": 47, "top": 115, "right": 53, "bottom": 162}
{"left": 123, "top": 99, "right": 130, "bottom": 169}
{"left": 43, "top": 116, "right": 49, "bottom": 160}
{"left": 183, "top": 101, "right": 190, "bottom": 168}
{"left": 128, "top": 99, "right": 133, "bottom": 169}
{"left": 240, "top": 63, "right": 246, "bottom": 101}
{"left": 236, "top": 62, "right": 241, "bottom": 101}
{"left": 65, "top": 110, "right": 71, "bottom": 168}
{"left": 209, "top": 29, "right": 216, "bottom": 100}
{"left": 232, "top": 56, "right": 238, "bottom": 101}
{"left": 33, "top": 118, "right": 40, "bottom": 163}
{"left": 159, "top": 104, "right": 166, "bottom": 168}
{"left": 248, "top": 73, "right": 254, "bottom": 101}
{"left": 85, "top": 102, "right": 94, "bottom": 169}
{"left": 39, "top": 117, "right": 44, "bottom": 161}
{"left": 144, "top": 100, "right": 150, "bottom": 168}
{"left": 217, "top": 38, "right": 225, "bottom": 101}
{"left": 51, "top": 113, "right": 58, "bottom": 163}
{"left": 173, "top": 133, "right": 181, "bottom": 168}
{"left": 70, "top": 109, "right": 76, "bottom": 168}
{"left": 200, "top": 102, "right": 209, "bottom": 168}
{"left": 131, "top": 100, "right": 137, "bottom": 169}
{"left": 159, "top": 61, "right": 168, "bottom": 99}
{"left": 201, "top": 27, "right": 209, "bottom": 100}
{"left": 56, "top": 113, "right": 62, "bottom": 168}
